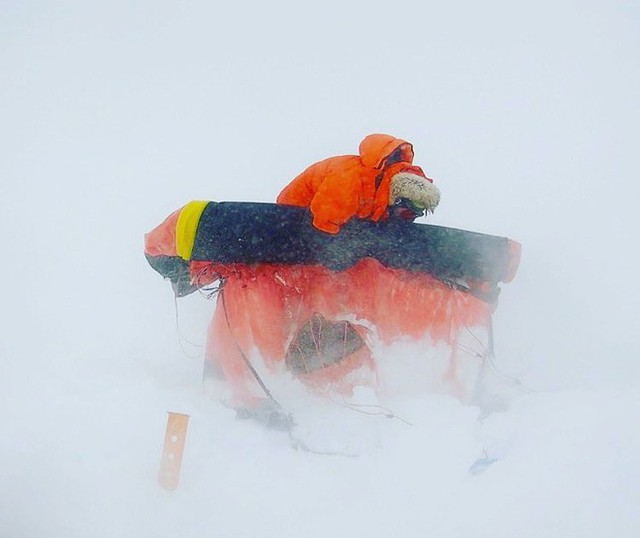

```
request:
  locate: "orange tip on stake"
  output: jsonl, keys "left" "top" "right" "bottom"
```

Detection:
{"left": 158, "top": 412, "right": 190, "bottom": 491}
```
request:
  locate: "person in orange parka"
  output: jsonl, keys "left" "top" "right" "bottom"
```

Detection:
{"left": 277, "top": 133, "right": 441, "bottom": 234}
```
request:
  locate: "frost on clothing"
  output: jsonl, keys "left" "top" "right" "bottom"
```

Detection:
{"left": 277, "top": 134, "right": 440, "bottom": 234}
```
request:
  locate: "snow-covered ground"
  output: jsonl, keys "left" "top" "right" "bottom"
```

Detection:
{"left": 2, "top": 2, "right": 639, "bottom": 537}
{"left": 3, "top": 345, "right": 639, "bottom": 537}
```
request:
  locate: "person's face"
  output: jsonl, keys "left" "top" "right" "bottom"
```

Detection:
{"left": 390, "top": 197, "right": 424, "bottom": 220}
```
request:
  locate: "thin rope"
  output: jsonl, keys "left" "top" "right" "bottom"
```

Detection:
{"left": 219, "top": 286, "right": 283, "bottom": 409}
{"left": 342, "top": 402, "right": 414, "bottom": 426}
{"left": 454, "top": 341, "right": 486, "bottom": 358}
{"left": 477, "top": 317, "right": 538, "bottom": 393}
{"left": 173, "top": 294, "right": 205, "bottom": 359}
{"left": 171, "top": 267, "right": 222, "bottom": 357}
{"left": 327, "top": 394, "right": 414, "bottom": 426}
{"left": 464, "top": 324, "right": 489, "bottom": 356}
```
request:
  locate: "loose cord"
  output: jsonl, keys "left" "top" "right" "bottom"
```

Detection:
{"left": 471, "top": 317, "right": 538, "bottom": 393}
{"left": 173, "top": 294, "right": 205, "bottom": 359}
{"left": 331, "top": 397, "right": 414, "bottom": 426}
{"left": 219, "top": 286, "right": 283, "bottom": 409}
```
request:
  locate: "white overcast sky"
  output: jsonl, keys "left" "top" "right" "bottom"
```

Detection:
{"left": 1, "top": 0, "right": 639, "bottom": 391}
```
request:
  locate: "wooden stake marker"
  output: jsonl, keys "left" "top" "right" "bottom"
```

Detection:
{"left": 158, "top": 411, "right": 190, "bottom": 491}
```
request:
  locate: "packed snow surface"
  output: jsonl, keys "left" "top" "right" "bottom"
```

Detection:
{"left": 3, "top": 339, "right": 639, "bottom": 537}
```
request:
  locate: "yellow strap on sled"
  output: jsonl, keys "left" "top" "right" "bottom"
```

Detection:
{"left": 176, "top": 200, "right": 209, "bottom": 260}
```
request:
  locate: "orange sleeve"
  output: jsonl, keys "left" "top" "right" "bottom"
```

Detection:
{"left": 276, "top": 173, "right": 312, "bottom": 207}
{"left": 309, "top": 172, "right": 361, "bottom": 234}
{"left": 277, "top": 159, "right": 333, "bottom": 207}
{"left": 277, "top": 156, "right": 362, "bottom": 234}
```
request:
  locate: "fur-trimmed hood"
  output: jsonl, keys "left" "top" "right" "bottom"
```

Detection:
{"left": 389, "top": 170, "right": 441, "bottom": 213}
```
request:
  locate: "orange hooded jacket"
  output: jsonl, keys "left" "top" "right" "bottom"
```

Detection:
{"left": 277, "top": 134, "right": 426, "bottom": 234}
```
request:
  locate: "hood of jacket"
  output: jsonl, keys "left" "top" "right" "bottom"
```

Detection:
{"left": 358, "top": 133, "right": 414, "bottom": 169}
